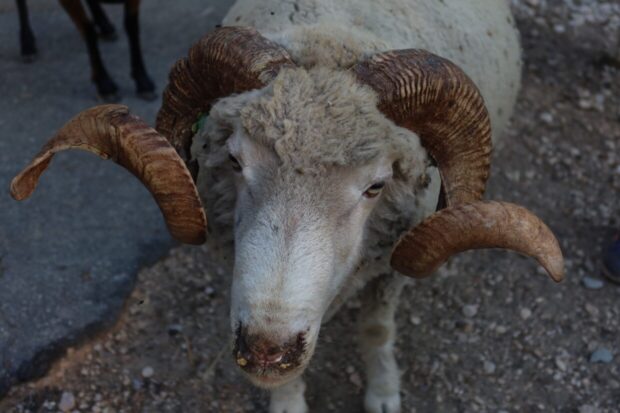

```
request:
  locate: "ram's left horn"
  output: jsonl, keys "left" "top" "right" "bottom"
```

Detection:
{"left": 10, "top": 104, "right": 207, "bottom": 245}
{"left": 390, "top": 201, "right": 564, "bottom": 282}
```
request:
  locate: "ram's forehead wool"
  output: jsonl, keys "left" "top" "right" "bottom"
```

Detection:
{"left": 240, "top": 67, "right": 393, "bottom": 169}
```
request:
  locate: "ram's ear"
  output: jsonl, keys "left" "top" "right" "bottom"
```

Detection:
{"left": 390, "top": 201, "right": 564, "bottom": 283}
{"left": 10, "top": 105, "right": 207, "bottom": 245}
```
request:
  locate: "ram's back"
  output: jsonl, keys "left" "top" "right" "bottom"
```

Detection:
{"left": 223, "top": 0, "right": 521, "bottom": 143}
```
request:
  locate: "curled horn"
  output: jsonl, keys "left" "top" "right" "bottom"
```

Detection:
{"left": 354, "top": 49, "right": 491, "bottom": 206}
{"left": 11, "top": 27, "right": 295, "bottom": 245}
{"left": 354, "top": 51, "right": 563, "bottom": 281}
{"left": 156, "top": 26, "right": 296, "bottom": 169}
{"left": 390, "top": 201, "right": 564, "bottom": 282}
{"left": 10, "top": 105, "right": 207, "bottom": 244}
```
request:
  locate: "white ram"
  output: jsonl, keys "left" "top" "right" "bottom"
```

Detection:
{"left": 11, "top": 1, "right": 564, "bottom": 412}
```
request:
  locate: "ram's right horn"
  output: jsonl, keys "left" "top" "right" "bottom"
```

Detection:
{"left": 390, "top": 201, "right": 564, "bottom": 282}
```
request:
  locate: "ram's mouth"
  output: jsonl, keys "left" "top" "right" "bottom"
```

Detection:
{"left": 231, "top": 329, "right": 312, "bottom": 389}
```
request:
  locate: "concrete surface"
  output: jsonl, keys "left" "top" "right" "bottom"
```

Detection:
{"left": 0, "top": 0, "right": 232, "bottom": 397}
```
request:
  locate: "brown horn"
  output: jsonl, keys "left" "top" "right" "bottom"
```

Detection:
{"left": 10, "top": 104, "right": 207, "bottom": 245}
{"left": 156, "top": 26, "right": 296, "bottom": 168}
{"left": 354, "top": 50, "right": 492, "bottom": 206}
{"left": 390, "top": 201, "right": 564, "bottom": 283}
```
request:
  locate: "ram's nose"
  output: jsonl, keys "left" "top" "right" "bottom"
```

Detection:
{"left": 234, "top": 328, "right": 305, "bottom": 370}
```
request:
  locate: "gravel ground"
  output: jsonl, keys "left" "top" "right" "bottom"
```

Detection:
{"left": 1, "top": 0, "right": 620, "bottom": 412}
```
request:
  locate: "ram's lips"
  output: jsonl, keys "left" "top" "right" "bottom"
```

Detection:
{"left": 243, "top": 364, "right": 307, "bottom": 389}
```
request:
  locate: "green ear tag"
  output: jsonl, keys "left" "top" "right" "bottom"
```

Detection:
{"left": 191, "top": 113, "right": 209, "bottom": 135}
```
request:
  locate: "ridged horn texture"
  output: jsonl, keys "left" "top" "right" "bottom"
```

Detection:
{"left": 156, "top": 26, "right": 296, "bottom": 165}
{"left": 10, "top": 104, "right": 207, "bottom": 245}
{"left": 354, "top": 50, "right": 492, "bottom": 206}
{"left": 390, "top": 201, "right": 565, "bottom": 283}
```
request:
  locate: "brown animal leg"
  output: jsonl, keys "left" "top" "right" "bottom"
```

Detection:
{"left": 124, "top": 0, "right": 155, "bottom": 100}
{"left": 15, "top": 0, "right": 37, "bottom": 61}
{"left": 85, "top": 0, "right": 118, "bottom": 41}
{"left": 58, "top": 0, "right": 119, "bottom": 101}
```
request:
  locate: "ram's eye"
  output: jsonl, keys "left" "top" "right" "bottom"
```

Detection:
{"left": 363, "top": 182, "right": 385, "bottom": 198}
{"left": 229, "top": 154, "right": 242, "bottom": 172}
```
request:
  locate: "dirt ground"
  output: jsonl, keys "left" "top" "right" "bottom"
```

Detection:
{"left": 2, "top": 0, "right": 620, "bottom": 412}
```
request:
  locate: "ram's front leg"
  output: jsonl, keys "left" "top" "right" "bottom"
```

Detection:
{"left": 269, "top": 376, "right": 308, "bottom": 413}
{"left": 358, "top": 273, "right": 409, "bottom": 413}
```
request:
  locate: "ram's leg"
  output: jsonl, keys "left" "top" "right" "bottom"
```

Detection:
{"left": 358, "top": 273, "right": 409, "bottom": 413}
{"left": 16, "top": 0, "right": 37, "bottom": 61}
{"left": 59, "top": 0, "right": 119, "bottom": 101}
{"left": 85, "top": 0, "right": 117, "bottom": 41}
{"left": 269, "top": 376, "right": 309, "bottom": 413}
{"left": 124, "top": 0, "right": 156, "bottom": 100}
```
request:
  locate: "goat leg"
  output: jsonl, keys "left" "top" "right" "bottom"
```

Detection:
{"left": 59, "top": 0, "right": 119, "bottom": 101}
{"left": 85, "top": 0, "right": 118, "bottom": 41}
{"left": 15, "top": 0, "right": 37, "bottom": 62}
{"left": 124, "top": 0, "right": 156, "bottom": 100}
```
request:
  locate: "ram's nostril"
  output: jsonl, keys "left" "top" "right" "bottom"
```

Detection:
{"left": 234, "top": 327, "right": 306, "bottom": 369}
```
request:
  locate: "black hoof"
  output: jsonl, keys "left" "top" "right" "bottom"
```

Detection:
{"left": 137, "top": 90, "right": 158, "bottom": 101}
{"left": 134, "top": 75, "right": 156, "bottom": 101}
{"left": 95, "top": 78, "right": 120, "bottom": 102}
{"left": 21, "top": 52, "right": 37, "bottom": 64}
{"left": 98, "top": 90, "right": 122, "bottom": 103}
{"left": 20, "top": 33, "right": 37, "bottom": 61}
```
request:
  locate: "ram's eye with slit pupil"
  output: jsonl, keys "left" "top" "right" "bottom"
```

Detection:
{"left": 364, "top": 182, "right": 385, "bottom": 198}
{"left": 229, "top": 154, "right": 242, "bottom": 172}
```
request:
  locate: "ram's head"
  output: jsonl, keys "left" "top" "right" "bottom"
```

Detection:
{"left": 11, "top": 27, "right": 564, "bottom": 388}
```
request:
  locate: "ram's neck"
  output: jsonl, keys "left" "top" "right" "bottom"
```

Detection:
{"left": 270, "top": 24, "right": 390, "bottom": 69}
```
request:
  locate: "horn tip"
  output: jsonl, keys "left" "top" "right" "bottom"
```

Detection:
{"left": 9, "top": 174, "right": 33, "bottom": 201}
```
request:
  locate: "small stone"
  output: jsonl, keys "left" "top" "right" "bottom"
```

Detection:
{"left": 579, "top": 405, "right": 602, "bottom": 413}
{"left": 132, "top": 378, "right": 143, "bottom": 390}
{"left": 409, "top": 315, "right": 421, "bottom": 325}
{"left": 167, "top": 323, "right": 183, "bottom": 336}
{"left": 540, "top": 112, "right": 554, "bottom": 124}
{"left": 462, "top": 304, "right": 478, "bottom": 318}
{"left": 578, "top": 99, "right": 592, "bottom": 110}
{"left": 590, "top": 348, "right": 613, "bottom": 364}
{"left": 141, "top": 366, "right": 155, "bottom": 378}
{"left": 483, "top": 360, "right": 496, "bottom": 375}
{"left": 349, "top": 371, "right": 363, "bottom": 388}
{"left": 584, "top": 303, "right": 599, "bottom": 318}
{"left": 581, "top": 276, "right": 604, "bottom": 290}
{"left": 520, "top": 308, "right": 532, "bottom": 320}
{"left": 204, "top": 286, "right": 216, "bottom": 296}
{"left": 58, "top": 391, "right": 76, "bottom": 412}
{"left": 555, "top": 357, "right": 567, "bottom": 372}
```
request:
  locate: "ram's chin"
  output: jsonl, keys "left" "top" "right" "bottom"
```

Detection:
{"left": 244, "top": 365, "right": 306, "bottom": 389}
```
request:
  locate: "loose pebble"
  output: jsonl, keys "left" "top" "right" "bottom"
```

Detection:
{"left": 141, "top": 366, "right": 155, "bottom": 378}
{"left": 581, "top": 276, "right": 604, "bottom": 290}
{"left": 590, "top": 348, "right": 613, "bottom": 364}
{"left": 58, "top": 391, "right": 76, "bottom": 412}
{"left": 555, "top": 356, "right": 568, "bottom": 372}
{"left": 483, "top": 360, "right": 496, "bottom": 375}
{"left": 462, "top": 304, "right": 478, "bottom": 318}
{"left": 520, "top": 308, "right": 532, "bottom": 320}
{"left": 409, "top": 315, "right": 421, "bottom": 325}
{"left": 579, "top": 405, "right": 602, "bottom": 413}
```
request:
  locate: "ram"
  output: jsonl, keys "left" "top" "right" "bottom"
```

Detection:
{"left": 15, "top": 0, "right": 155, "bottom": 100}
{"left": 10, "top": 1, "right": 564, "bottom": 412}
